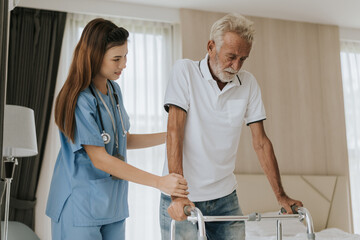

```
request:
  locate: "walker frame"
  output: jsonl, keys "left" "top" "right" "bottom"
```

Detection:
{"left": 170, "top": 206, "right": 315, "bottom": 240}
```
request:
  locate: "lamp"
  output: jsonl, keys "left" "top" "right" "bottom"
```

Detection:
{"left": 2, "top": 105, "right": 38, "bottom": 240}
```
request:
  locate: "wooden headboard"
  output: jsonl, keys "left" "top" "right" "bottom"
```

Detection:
{"left": 235, "top": 174, "right": 352, "bottom": 232}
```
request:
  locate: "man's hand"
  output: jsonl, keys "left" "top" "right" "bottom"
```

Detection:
{"left": 168, "top": 197, "right": 195, "bottom": 221}
{"left": 278, "top": 195, "right": 303, "bottom": 214}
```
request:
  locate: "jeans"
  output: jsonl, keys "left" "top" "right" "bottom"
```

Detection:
{"left": 160, "top": 190, "right": 245, "bottom": 240}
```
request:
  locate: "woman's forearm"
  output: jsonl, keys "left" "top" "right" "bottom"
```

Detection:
{"left": 85, "top": 145, "right": 159, "bottom": 185}
{"left": 104, "top": 152, "right": 159, "bottom": 186}
{"left": 84, "top": 145, "right": 188, "bottom": 197}
{"left": 127, "top": 132, "right": 166, "bottom": 149}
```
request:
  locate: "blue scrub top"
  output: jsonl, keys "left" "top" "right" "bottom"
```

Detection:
{"left": 46, "top": 81, "right": 130, "bottom": 227}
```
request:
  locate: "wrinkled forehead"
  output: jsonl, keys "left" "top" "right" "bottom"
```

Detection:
{"left": 219, "top": 33, "right": 252, "bottom": 55}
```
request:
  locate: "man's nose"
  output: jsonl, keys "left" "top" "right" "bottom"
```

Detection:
{"left": 231, "top": 60, "right": 242, "bottom": 71}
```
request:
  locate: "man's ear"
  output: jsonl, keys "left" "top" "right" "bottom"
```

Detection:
{"left": 207, "top": 40, "right": 216, "bottom": 55}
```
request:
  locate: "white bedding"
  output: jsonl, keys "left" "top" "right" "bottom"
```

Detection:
{"left": 246, "top": 219, "right": 360, "bottom": 240}
{"left": 246, "top": 228, "right": 360, "bottom": 240}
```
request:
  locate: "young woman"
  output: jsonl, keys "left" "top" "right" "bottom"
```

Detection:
{"left": 46, "top": 18, "right": 188, "bottom": 240}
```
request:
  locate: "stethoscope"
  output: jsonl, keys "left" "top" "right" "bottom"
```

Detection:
{"left": 89, "top": 80, "right": 127, "bottom": 147}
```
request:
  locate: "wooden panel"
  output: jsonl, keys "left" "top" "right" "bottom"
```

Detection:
{"left": 179, "top": 9, "right": 348, "bottom": 177}
{"left": 302, "top": 175, "right": 336, "bottom": 201}
{"left": 180, "top": 9, "right": 225, "bottom": 61}
{"left": 235, "top": 174, "right": 351, "bottom": 232}
{"left": 238, "top": 17, "right": 328, "bottom": 175}
{"left": 317, "top": 25, "right": 349, "bottom": 175}
{"left": 327, "top": 176, "right": 352, "bottom": 232}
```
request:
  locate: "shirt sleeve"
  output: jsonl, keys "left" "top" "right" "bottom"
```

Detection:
{"left": 244, "top": 74, "right": 266, "bottom": 125}
{"left": 164, "top": 60, "right": 190, "bottom": 112}
{"left": 71, "top": 91, "right": 105, "bottom": 152}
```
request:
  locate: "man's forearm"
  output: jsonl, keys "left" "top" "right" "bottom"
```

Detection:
{"left": 255, "top": 138, "right": 286, "bottom": 200}
{"left": 167, "top": 106, "right": 187, "bottom": 199}
{"left": 167, "top": 129, "right": 184, "bottom": 175}
{"left": 250, "top": 121, "right": 302, "bottom": 212}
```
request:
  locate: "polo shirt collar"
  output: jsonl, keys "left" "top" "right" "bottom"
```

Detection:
{"left": 199, "top": 54, "right": 241, "bottom": 87}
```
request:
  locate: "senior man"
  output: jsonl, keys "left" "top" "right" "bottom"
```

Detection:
{"left": 160, "top": 13, "right": 303, "bottom": 240}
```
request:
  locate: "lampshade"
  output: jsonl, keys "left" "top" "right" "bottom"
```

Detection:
{"left": 2, "top": 105, "right": 38, "bottom": 157}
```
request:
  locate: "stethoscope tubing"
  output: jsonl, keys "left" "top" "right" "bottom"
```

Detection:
{"left": 89, "top": 80, "right": 127, "bottom": 145}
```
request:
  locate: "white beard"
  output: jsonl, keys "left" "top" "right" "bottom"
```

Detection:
{"left": 213, "top": 55, "right": 238, "bottom": 83}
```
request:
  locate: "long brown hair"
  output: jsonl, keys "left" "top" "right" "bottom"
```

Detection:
{"left": 55, "top": 18, "right": 129, "bottom": 142}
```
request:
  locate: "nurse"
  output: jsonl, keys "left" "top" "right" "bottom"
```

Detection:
{"left": 46, "top": 18, "right": 188, "bottom": 240}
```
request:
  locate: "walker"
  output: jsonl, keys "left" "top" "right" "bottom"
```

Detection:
{"left": 170, "top": 205, "right": 315, "bottom": 240}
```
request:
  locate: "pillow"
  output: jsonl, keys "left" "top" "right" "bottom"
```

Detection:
{"left": 245, "top": 211, "right": 307, "bottom": 237}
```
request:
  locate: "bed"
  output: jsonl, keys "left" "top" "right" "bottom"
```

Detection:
{"left": 246, "top": 222, "right": 359, "bottom": 240}
{"left": 234, "top": 174, "right": 360, "bottom": 239}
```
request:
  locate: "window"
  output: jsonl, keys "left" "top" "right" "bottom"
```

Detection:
{"left": 340, "top": 40, "right": 360, "bottom": 234}
{"left": 115, "top": 19, "right": 174, "bottom": 240}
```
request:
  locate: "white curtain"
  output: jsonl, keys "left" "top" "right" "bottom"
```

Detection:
{"left": 35, "top": 13, "right": 176, "bottom": 240}
{"left": 340, "top": 40, "right": 360, "bottom": 234}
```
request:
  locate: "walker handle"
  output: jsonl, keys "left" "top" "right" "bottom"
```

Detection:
{"left": 184, "top": 205, "right": 193, "bottom": 216}
{"left": 280, "top": 204, "right": 299, "bottom": 214}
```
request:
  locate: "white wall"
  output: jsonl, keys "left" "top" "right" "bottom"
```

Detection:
{"left": 18, "top": 0, "right": 360, "bottom": 44}
{"left": 17, "top": 0, "right": 180, "bottom": 23}
{"left": 340, "top": 27, "right": 360, "bottom": 42}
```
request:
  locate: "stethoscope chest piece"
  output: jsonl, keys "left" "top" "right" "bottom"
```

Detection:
{"left": 101, "top": 131, "right": 111, "bottom": 144}
{"left": 90, "top": 80, "right": 127, "bottom": 146}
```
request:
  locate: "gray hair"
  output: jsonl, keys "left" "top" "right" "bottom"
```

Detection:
{"left": 210, "top": 13, "right": 255, "bottom": 51}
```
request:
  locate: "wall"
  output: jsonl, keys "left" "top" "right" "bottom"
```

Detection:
{"left": 0, "top": 0, "right": 10, "bottom": 238}
{"left": 340, "top": 27, "right": 360, "bottom": 42}
{"left": 180, "top": 9, "right": 349, "bottom": 177}
{"left": 18, "top": 0, "right": 179, "bottom": 23}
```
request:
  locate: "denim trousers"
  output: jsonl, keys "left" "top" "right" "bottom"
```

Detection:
{"left": 160, "top": 190, "right": 245, "bottom": 240}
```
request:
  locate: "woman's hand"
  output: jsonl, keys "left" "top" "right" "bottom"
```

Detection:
{"left": 157, "top": 173, "right": 188, "bottom": 198}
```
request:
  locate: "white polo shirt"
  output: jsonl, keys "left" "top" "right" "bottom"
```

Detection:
{"left": 163, "top": 54, "right": 266, "bottom": 201}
